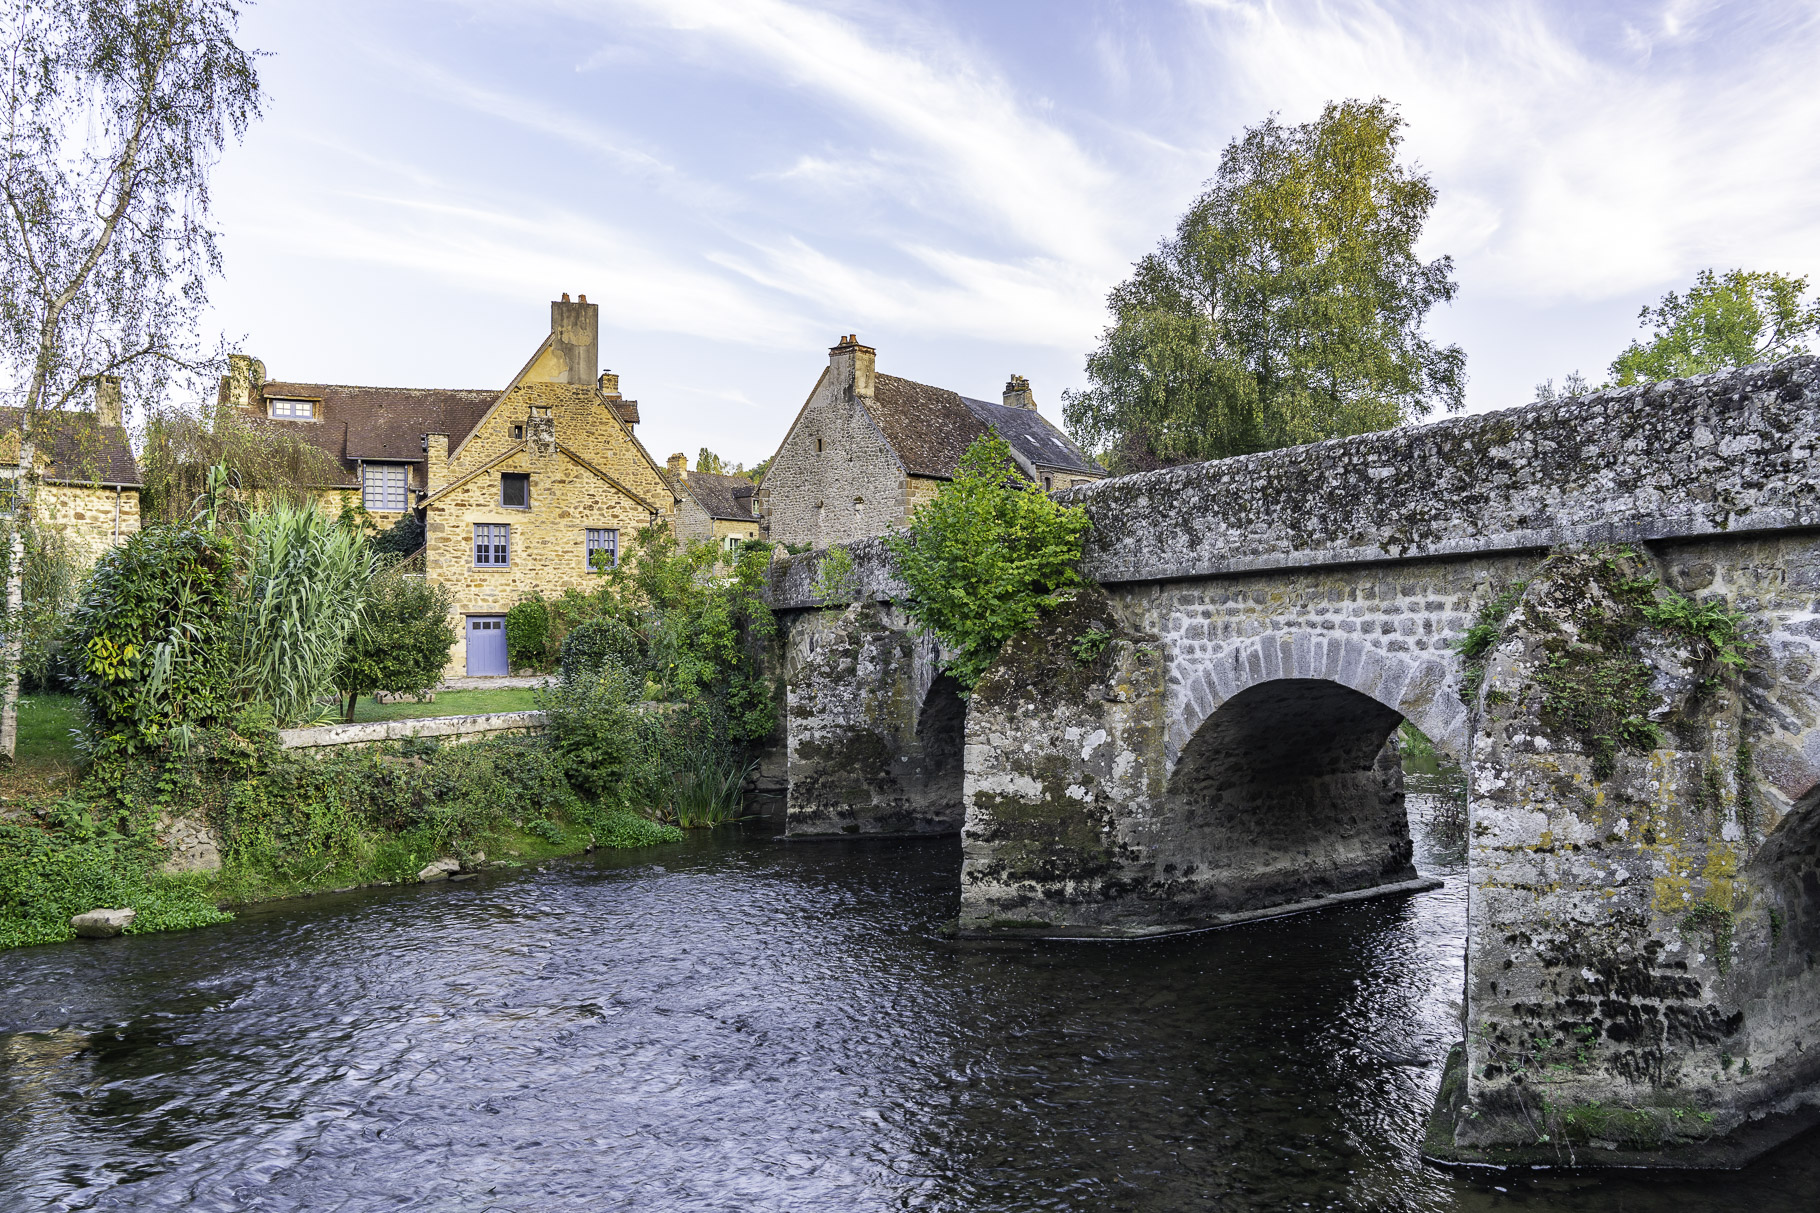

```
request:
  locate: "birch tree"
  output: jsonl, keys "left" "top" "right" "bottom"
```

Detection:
{"left": 0, "top": 0, "right": 258, "bottom": 758}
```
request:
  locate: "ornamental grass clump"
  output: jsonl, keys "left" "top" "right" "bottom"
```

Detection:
{"left": 886, "top": 435, "right": 1092, "bottom": 689}
{"left": 232, "top": 501, "right": 373, "bottom": 727}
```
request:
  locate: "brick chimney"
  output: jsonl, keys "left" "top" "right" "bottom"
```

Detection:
{"left": 1003, "top": 374, "right": 1036, "bottom": 410}
{"left": 95, "top": 375, "right": 122, "bottom": 428}
{"left": 549, "top": 294, "right": 599, "bottom": 385}
{"left": 667, "top": 452, "right": 688, "bottom": 478}
{"left": 829, "top": 334, "right": 875, "bottom": 400}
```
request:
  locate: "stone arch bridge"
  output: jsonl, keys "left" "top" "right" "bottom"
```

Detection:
{"left": 763, "top": 357, "right": 1820, "bottom": 1166}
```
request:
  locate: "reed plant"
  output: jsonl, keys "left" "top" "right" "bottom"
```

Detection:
{"left": 665, "top": 751, "right": 755, "bottom": 828}
{"left": 230, "top": 501, "right": 373, "bottom": 727}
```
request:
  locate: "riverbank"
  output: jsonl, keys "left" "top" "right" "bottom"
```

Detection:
{"left": 0, "top": 701, "right": 688, "bottom": 950}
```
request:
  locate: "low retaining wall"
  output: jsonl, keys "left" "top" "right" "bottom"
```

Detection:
{"left": 277, "top": 711, "right": 546, "bottom": 751}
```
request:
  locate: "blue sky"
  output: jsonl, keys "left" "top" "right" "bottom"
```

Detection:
{"left": 204, "top": 0, "right": 1820, "bottom": 469}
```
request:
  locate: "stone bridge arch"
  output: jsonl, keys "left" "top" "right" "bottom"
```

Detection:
{"left": 1164, "top": 631, "right": 1469, "bottom": 772}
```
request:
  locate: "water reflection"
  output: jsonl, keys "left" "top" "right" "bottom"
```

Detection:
{"left": 0, "top": 808, "right": 1812, "bottom": 1211}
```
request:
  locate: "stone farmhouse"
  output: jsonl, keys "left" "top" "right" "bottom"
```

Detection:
{"left": 0, "top": 377, "right": 141, "bottom": 565}
{"left": 755, "top": 336, "right": 1104, "bottom": 549}
{"left": 665, "top": 453, "right": 762, "bottom": 550}
{"left": 226, "top": 296, "right": 678, "bottom": 677}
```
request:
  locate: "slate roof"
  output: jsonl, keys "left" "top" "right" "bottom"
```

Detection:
{"left": 862, "top": 373, "right": 1102, "bottom": 480}
{"left": 676, "top": 469, "right": 758, "bottom": 521}
{"left": 959, "top": 396, "right": 1101, "bottom": 477}
{"left": 245, "top": 381, "right": 643, "bottom": 486}
{"left": 0, "top": 408, "right": 140, "bottom": 485}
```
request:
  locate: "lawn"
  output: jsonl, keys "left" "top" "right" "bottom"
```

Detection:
{"left": 342, "top": 687, "right": 541, "bottom": 723}
{"left": 1, "top": 687, "right": 543, "bottom": 790}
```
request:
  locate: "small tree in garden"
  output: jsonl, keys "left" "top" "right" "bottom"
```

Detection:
{"left": 334, "top": 563, "right": 456, "bottom": 721}
{"left": 886, "top": 435, "right": 1091, "bottom": 689}
{"left": 505, "top": 593, "right": 552, "bottom": 671}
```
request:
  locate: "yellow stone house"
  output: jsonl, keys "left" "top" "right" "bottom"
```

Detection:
{"left": 0, "top": 376, "right": 142, "bottom": 565}
{"left": 228, "top": 296, "right": 679, "bottom": 676}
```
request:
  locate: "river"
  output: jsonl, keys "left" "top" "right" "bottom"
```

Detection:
{"left": 1, "top": 806, "right": 1814, "bottom": 1211}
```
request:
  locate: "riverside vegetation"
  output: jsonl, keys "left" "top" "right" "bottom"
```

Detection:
{"left": 0, "top": 491, "right": 776, "bottom": 949}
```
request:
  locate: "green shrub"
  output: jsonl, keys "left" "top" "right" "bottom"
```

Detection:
{"left": 370, "top": 512, "right": 426, "bottom": 559}
{"left": 66, "top": 524, "right": 239, "bottom": 756}
{"left": 506, "top": 594, "right": 552, "bottom": 670}
{"left": 886, "top": 435, "right": 1092, "bottom": 689}
{"left": 335, "top": 562, "right": 457, "bottom": 718}
{"left": 539, "top": 665, "right": 652, "bottom": 802}
{"left": 559, "top": 616, "right": 644, "bottom": 681}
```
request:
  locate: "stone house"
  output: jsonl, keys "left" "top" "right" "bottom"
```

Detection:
{"left": 229, "top": 296, "right": 678, "bottom": 676}
{"left": 755, "top": 336, "right": 1104, "bottom": 549}
{"left": 0, "top": 377, "right": 141, "bottom": 565}
{"left": 665, "top": 453, "right": 762, "bottom": 550}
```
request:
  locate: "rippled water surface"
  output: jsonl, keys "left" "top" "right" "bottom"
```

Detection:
{"left": 2, "top": 814, "right": 1815, "bottom": 1212}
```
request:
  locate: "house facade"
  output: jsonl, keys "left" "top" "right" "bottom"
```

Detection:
{"left": 665, "top": 453, "right": 762, "bottom": 550}
{"left": 754, "top": 336, "right": 1104, "bottom": 549}
{"left": 0, "top": 377, "right": 141, "bottom": 566}
{"left": 229, "top": 296, "right": 678, "bottom": 676}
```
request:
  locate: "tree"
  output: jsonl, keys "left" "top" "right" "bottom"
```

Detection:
{"left": 137, "top": 401, "right": 343, "bottom": 526}
{"left": 0, "top": 0, "right": 261, "bottom": 758}
{"left": 1063, "top": 98, "right": 1464, "bottom": 473}
{"left": 886, "top": 435, "right": 1091, "bottom": 689}
{"left": 696, "top": 447, "right": 725, "bottom": 475}
{"left": 334, "top": 562, "right": 456, "bottom": 722}
{"left": 1609, "top": 269, "right": 1820, "bottom": 385}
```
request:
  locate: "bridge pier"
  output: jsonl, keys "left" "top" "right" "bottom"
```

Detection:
{"left": 780, "top": 601, "right": 964, "bottom": 838}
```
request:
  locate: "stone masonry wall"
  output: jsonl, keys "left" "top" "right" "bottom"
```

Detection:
{"left": 35, "top": 483, "right": 139, "bottom": 566}
{"left": 758, "top": 369, "right": 910, "bottom": 549}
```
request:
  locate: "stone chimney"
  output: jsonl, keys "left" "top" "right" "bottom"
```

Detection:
{"left": 425, "top": 433, "right": 449, "bottom": 483}
{"left": 829, "top": 334, "right": 875, "bottom": 400}
{"left": 1003, "top": 374, "right": 1036, "bottom": 410}
{"left": 598, "top": 370, "right": 621, "bottom": 399}
{"left": 222, "top": 353, "right": 266, "bottom": 411}
{"left": 667, "top": 452, "right": 688, "bottom": 478}
{"left": 95, "top": 375, "right": 122, "bottom": 428}
{"left": 549, "top": 293, "right": 599, "bottom": 385}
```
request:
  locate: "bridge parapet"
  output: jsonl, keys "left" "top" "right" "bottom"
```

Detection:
{"left": 1066, "top": 356, "right": 1820, "bottom": 583}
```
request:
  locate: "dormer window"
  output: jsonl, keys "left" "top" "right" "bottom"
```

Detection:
{"left": 269, "top": 398, "right": 315, "bottom": 419}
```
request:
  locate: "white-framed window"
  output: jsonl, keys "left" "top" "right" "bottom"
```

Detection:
{"left": 474, "top": 523, "right": 510, "bottom": 567}
{"left": 501, "top": 472, "right": 530, "bottom": 509}
{"left": 586, "top": 528, "right": 618, "bottom": 571}
{"left": 362, "top": 463, "right": 408, "bottom": 512}
{"left": 269, "top": 398, "right": 315, "bottom": 419}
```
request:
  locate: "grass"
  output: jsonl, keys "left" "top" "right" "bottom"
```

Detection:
{"left": 342, "top": 687, "right": 540, "bottom": 723}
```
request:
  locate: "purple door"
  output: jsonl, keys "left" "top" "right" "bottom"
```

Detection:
{"left": 466, "top": 616, "right": 508, "bottom": 676}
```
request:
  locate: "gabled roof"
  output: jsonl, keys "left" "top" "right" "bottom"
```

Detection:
{"left": 0, "top": 408, "right": 140, "bottom": 486}
{"left": 674, "top": 469, "right": 758, "bottom": 521}
{"left": 861, "top": 373, "right": 1103, "bottom": 480}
